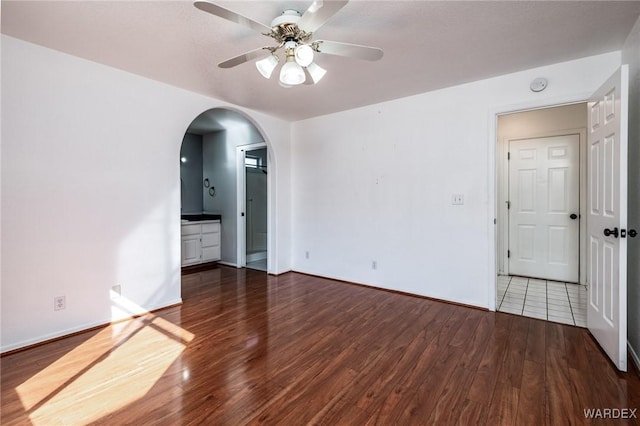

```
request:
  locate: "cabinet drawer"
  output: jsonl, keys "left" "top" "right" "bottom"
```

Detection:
{"left": 202, "top": 246, "right": 221, "bottom": 262}
{"left": 202, "top": 222, "right": 220, "bottom": 233}
{"left": 181, "top": 224, "right": 201, "bottom": 236}
{"left": 202, "top": 232, "right": 220, "bottom": 248}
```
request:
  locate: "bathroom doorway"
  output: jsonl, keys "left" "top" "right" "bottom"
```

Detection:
{"left": 180, "top": 108, "right": 273, "bottom": 273}
{"left": 237, "top": 143, "right": 268, "bottom": 271}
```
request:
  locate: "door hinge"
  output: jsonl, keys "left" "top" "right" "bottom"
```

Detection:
{"left": 507, "top": 250, "right": 511, "bottom": 258}
{"left": 506, "top": 200, "right": 511, "bottom": 209}
{"left": 507, "top": 152, "right": 511, "bottom": 160}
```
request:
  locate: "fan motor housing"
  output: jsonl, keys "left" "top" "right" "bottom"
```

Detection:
{"left": 270, "top": 9, "right": 301, "bottom": 27}
{"left": 268, "top": 9, "right": 312, "bottom": 44}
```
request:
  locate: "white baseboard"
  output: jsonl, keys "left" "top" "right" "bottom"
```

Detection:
{"left": 218, "top": 261, "right": 238, "bottom": 268}
{"left": 1, "top": 298, "right": 182, "bottom": 354}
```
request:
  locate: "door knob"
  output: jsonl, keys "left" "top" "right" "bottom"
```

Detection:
{"left": 569, "top": 213, "right": 578, "bottom": 220}
{"left": 629, "top": 229, "right": 638, "bottom": 238}
{"left": 603, "top": 227, "right": 619, "bottom": 238}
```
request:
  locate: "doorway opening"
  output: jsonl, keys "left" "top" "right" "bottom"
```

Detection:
{"left": 179, "top": 108, "right": 274, "bottom": 284}
{"left": 490, "top": 67, "right": 629, "bottom": 371}
{"left": 241, "top": 146, "right": 268, "bottom": 271}
{"left": 495, "top": 103, "right": 588, "bottom": 326}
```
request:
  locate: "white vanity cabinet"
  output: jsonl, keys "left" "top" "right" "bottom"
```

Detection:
{"left": 181, "top": 220, "right": 221, "bottom": 266}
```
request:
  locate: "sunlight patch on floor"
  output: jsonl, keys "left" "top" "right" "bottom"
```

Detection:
{"left": 16, "top": 313, "right": 193, "bottom": 425}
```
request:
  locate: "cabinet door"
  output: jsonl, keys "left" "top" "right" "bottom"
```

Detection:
{"left": 181, "top": 235, "right": 201, "bottom": 266}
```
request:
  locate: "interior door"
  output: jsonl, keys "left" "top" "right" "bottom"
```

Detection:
{"left": 587, "top": 65, "right": 628, "bottom": 372}
{"left": 509, "top": 135, "right": 580, "bottom": 282}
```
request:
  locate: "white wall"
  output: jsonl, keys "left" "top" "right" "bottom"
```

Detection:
{"left": 1, "top": 35, "right": 292, "bottom": 352}
{"left": 180, "top": 133, "right": 203, "bottom": 214}
{"left": 622, "top": 15, "right": 640, "bottom": 368}
{"left": 1, "top": 31, "right": 631, "bottom": 353}
{"left": 497, "top": 104, "right": 587, "bottom": 140}
{"left": 291, "top": 52, "right": 620, "bottom": 309}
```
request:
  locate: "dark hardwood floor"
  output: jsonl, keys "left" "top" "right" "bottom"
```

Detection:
{"left": 2, "top": 266, "right": 639, "bottom": 425}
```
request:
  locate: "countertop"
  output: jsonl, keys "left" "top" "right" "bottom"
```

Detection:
{"left": 181, "top": 214, "right": 222, "bottom": 222}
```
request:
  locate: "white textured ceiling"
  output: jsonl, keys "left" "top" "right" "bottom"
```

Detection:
{"left": 3, "top": 1, "right": 640, "bottom": 121}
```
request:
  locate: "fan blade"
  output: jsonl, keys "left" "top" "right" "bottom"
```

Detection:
{"left": 297, "top": 0, "right": 349, "bottom": 32}
{"left": 218, "top": 47, "right": 269, "bottom": 69}
{"left": 314, "top": 40, "right": 383, "bottom": 61}
{"left": 194, "top": 1, "right": 272, "bottom": 34}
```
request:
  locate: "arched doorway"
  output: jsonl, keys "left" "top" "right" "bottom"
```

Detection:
{"left": 179, "top": 108, "right": 274, "bottom": 274}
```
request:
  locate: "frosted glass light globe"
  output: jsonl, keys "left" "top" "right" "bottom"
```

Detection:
{"left": 306, "top": 62, "right": 327, "bottom": 83}
{"left": 280, "top": 60, "right": 305, "bottom": 85}
{"left": 294, "top": 44, "right": 314, "bottom": 67}
{"left": 255, "top": 55, "right": 278, "bottom": 79}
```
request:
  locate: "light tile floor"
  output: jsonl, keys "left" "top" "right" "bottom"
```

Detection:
{"left": 497, "top": 275, "right": 588, "bottom": 327}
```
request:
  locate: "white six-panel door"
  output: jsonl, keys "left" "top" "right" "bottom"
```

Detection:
{"left": 587, "top": 66, "right": 628, "bottom": 372}
{"left": 509, "top": 135, "right": 580, "bottom": 282}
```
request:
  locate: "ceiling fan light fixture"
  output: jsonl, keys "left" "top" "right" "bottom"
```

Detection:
{"left": 255, "top": 54, "right": 279, "bottom": 79}
{"left": 306, "top": 62, "right": 327, "bottom": 83}
{"left": 280, "top": 54, "right": 305, "bottom": 86}
{"left": 194, "top": 1, "right": 383, "bottom": 89}
{"left": 294, "top": 44, "right": 314, "bottom": 67}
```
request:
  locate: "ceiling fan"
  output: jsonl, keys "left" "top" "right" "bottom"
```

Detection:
{"left": 194, "top": 0, "right": 384, "bottom": 87}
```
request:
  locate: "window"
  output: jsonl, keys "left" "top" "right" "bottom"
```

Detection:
{"left": 245, "top": 156, "right": 259, "bottom": 168}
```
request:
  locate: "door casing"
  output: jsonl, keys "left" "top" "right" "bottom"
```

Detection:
{"left": 488, "top": 92, "right": 594, "bottom": 311}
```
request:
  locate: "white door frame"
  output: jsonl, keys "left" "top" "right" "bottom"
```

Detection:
{"left": 236, "top": 142, "right": 268, "bottom": 270}
{"left": 487, "top": 92, "right": 593, "bottom": 311}
{"left": 498, "top": 127, "right": 587, "bottom": 283}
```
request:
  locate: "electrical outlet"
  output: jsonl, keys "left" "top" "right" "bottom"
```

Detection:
{"left": 54, "top": 296, "right": 65, "bottom": 311}
{"left": 451, "top": 194, "right": 464, "bottom": 205}
{"left": 305, "top": 251, "right": 310, "bottom": 259}
{"left": 372, "top": 261, "right": 377, "bottom": 270}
